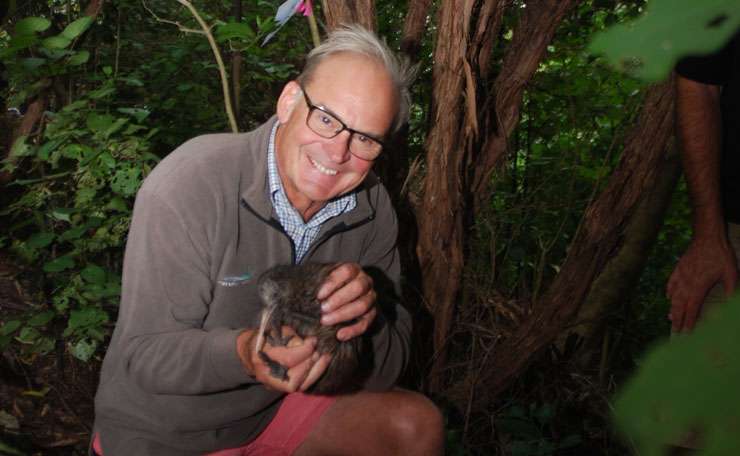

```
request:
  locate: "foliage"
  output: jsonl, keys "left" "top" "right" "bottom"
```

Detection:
{"left": 590, "top": 0, "right": 740, "bottom": 81}
{"left": 1, "top": 78, "right": 159, "bottom": 361}
{"left": 614, "top": 294, "right": 740, "bottom": 456}
{"left": 0, "top": 0, "right": 312, "bottom": 364}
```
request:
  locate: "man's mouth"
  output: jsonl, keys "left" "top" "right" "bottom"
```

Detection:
{"left": 308, "top": 156, "right": 338, "bottom": 176}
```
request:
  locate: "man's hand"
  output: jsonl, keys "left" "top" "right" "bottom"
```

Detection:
{"left": 666, "top": 236, "right": 738, "bottom": 332}
{"left": 237, "top": 327, "right": 332, "bottom": 393}
{"left": 317, "top": 263, "right": 377, "bottom": 342}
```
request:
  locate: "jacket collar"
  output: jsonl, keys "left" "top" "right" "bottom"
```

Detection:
{"left": 239, "top": 116, "right": 379, "bottom": 228}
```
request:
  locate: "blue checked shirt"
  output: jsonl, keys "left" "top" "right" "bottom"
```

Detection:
{"left": 267, "top": 123, "right": 357, "bottom": 263}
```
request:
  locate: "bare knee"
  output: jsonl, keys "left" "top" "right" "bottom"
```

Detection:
{"left": 385, "top": 390, "right": 444, "bottom": 455}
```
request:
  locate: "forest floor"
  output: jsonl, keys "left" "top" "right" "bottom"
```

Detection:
{"left": 0, "top": 251, "right": 95, "bottom": 455}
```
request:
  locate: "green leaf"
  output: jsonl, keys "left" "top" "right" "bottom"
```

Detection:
{"left": 61, "top": 16, "right": 93, "bottom": 40}
{"left": 68, "top": 50, "right": 90, "bottom": 66}
{"left": 106, "top": 196, "right": 128, "bottom": 212}
{"left": 0, "top": 410, "right": 20, "bottom": 430}
{"left": 62, "top": 99, "right": 88, "bottom": 112}
{"left": 216, "top": 22, "right": 255, "bottom": 42}
{"left": 71, "top": 338, "right": 97, "bottom": 362}
{"left": 43, "top": 255, "right": 75, "bottom": 273}
{"left": 99, "top": 151, "right": 116, "bottom": 168}
{"left": 88, "top": 85, "right": 116, "bottom": 99}
{"left": 614, "top": 293, "right": 740, "bottom": 455}
{"left": 0, "top": 320, "right": 22, "bottom": 336}
{"left": 42, "top": 35, "right": 72, "bottom": 50}
{"left": 589, "top": 0, "right": 740, "bottom": 81}
{"left": 16, "top": 326, "right": 40, "bottom": 344}
{"left": 103, "top": 118, "right": 128, "bottom": 138}
{"left": 65, "top": 306, "right": 108, "bottom": 336}
{"left": 37, "top": 138, "right": 64, "bottom": 161}
{"left": 81, "top": 264, "right": 106, "bottom": 284}
{"left": 111, "top": 167, "right": 142, "bottom": 196}
{"left": 121, "top": 77, "right": 144, "bottom": 87}
{"left": 59, "top": 226, "right": 87, "bottom": 242}
{"left": 9, "top": 136, "right": 33, "bottom": 158}
{"left": 0, "top": 439, "right": 25, "bottom": 456}
{"left": 86, "top": 113, "right": 114, "bottom": 133}
{"left": 26, "top": 232, "right": 55, "bottom": 249}
{"left": 76, "top": 187, "right": 97, "bottom": 206}
{"left": 51, "top": 207, "right": 75, "bottom": 222}
{"left": 21, "top": 57, "right": 47, "bottom": 69}
{"left": 27, "top": 310, "right": 55, "bottom": 327}
{"left": 117, "top": 107, "right": 150, "bottom": 123}
{"left": 15, "top": 17, "right": 51, "bottom": 35}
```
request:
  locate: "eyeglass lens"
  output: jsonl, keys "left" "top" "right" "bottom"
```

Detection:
{"left": 306, "top": 107, "right": 383, "bottom": 160}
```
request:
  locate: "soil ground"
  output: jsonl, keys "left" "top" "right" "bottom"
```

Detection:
{"left": 1, "top": 252, "right": 97, "bottom": 455}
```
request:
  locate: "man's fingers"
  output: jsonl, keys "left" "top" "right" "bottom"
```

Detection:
{"left": 317, "top": 263, "right": 369, "bottom": 304}
{"left": 336, "top": 308, "right": 376, "bottom": 341}
{"left": 260, "top": 336, "right": 317, "bottom": 369}
{"left": 299, "top": 353, "right": 332, "bottom": 392}
{"left": 722, "top": 268, "right": 738, "bottom": 296}
{"left": 681, "top": 297, "right": 703, "bottom": 332}
{"left": 321, "top": 290, "right": 375, "bottom": 325}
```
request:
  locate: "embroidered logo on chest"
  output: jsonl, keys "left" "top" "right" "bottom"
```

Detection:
{"left": 217, "top": 273, "right": 252, "bottom": 287}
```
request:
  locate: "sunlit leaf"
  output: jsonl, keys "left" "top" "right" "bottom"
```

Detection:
{"left": 15, "top": 17, "right": 51, "bottom": 35}
{"left": 21, "top": 386, "right": 50, "bottom": 397}
{"left": 51, "top": 208, "right": 74, "bottom": 222}
{"left": 42, "top": 35, "right": 72, "bottom": 50}
{"left": 71, "top": 338, "right": 97, "bottom": 362}
{"left": 61, "top": 16, "right": 93, "bottom": 40}
{"left": 68, "top": 50, "right": 90, "bottom": 66}
{"left": 111, "top": 167, "right": 142, "bottom": 196}
{"left": 590, "top": 0, "right": 740, "bottom": 81}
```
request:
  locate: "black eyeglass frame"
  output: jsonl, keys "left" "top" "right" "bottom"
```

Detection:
{"left": 299, "top": 84, "right": 386, "bottom": 161}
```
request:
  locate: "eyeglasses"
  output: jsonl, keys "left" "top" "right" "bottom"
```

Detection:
{"left": 299, "top": 85, "right": 385, "bottom": 161}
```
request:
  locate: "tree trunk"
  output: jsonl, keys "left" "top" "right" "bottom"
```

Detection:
{"left": 472, "top": 78, "right": 676, "bottom": 403}
{"left": 570, "top": 142, "right": 681, "bottom": 367}
{"left": 321, "top": 0, "right": 375, "bottom": 30}
{"left": 417, "top": 0, "right": 578, "bottom": 392}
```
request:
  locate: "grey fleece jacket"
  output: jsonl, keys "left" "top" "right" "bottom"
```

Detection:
{"left": 93, "top": 118, "right": 411, "bottom": 455}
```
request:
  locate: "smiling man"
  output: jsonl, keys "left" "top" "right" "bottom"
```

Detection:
{"left": 91, "top": 25, "right": 443, "bottom": 456}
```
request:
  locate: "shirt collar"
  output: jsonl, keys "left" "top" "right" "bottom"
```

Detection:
{"left": 267, "top": 122, "right": 356, "bottom": 223}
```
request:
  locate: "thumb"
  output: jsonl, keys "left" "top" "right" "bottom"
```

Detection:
{"left": 722, "top": 267, "right": 738, "bottom": 297}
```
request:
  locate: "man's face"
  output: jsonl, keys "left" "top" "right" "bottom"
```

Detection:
{"left": 274, "top": 53, "right": 397, "bottom": 220}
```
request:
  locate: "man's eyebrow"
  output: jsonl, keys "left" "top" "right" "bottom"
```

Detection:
{"left": 315, "top": 101, "right": 384, "bottom": 140}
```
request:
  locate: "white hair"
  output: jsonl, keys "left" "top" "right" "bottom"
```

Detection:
{"left": 297, "top": 24, "right": 415, "bottom": 133}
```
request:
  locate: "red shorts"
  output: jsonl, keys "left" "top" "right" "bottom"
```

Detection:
{"left": 93, "top": 392, "right": 336, "bottom": 455}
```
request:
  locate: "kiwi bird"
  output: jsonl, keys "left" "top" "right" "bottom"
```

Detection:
{"left": 255, "top": 263, "right": 366, "bottom": 395}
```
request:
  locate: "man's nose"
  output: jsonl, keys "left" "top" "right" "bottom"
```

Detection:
{"left": 325, "top": 130, "right": 352, "bottom": 162}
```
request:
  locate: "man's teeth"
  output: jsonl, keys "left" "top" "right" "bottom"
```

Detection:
{"left": 309, "top": 157, "right": 338, "bottom": 176}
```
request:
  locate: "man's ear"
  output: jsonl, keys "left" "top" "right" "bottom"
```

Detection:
{"left": 276, "top": 81, "right": 302, "bottom": 124}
